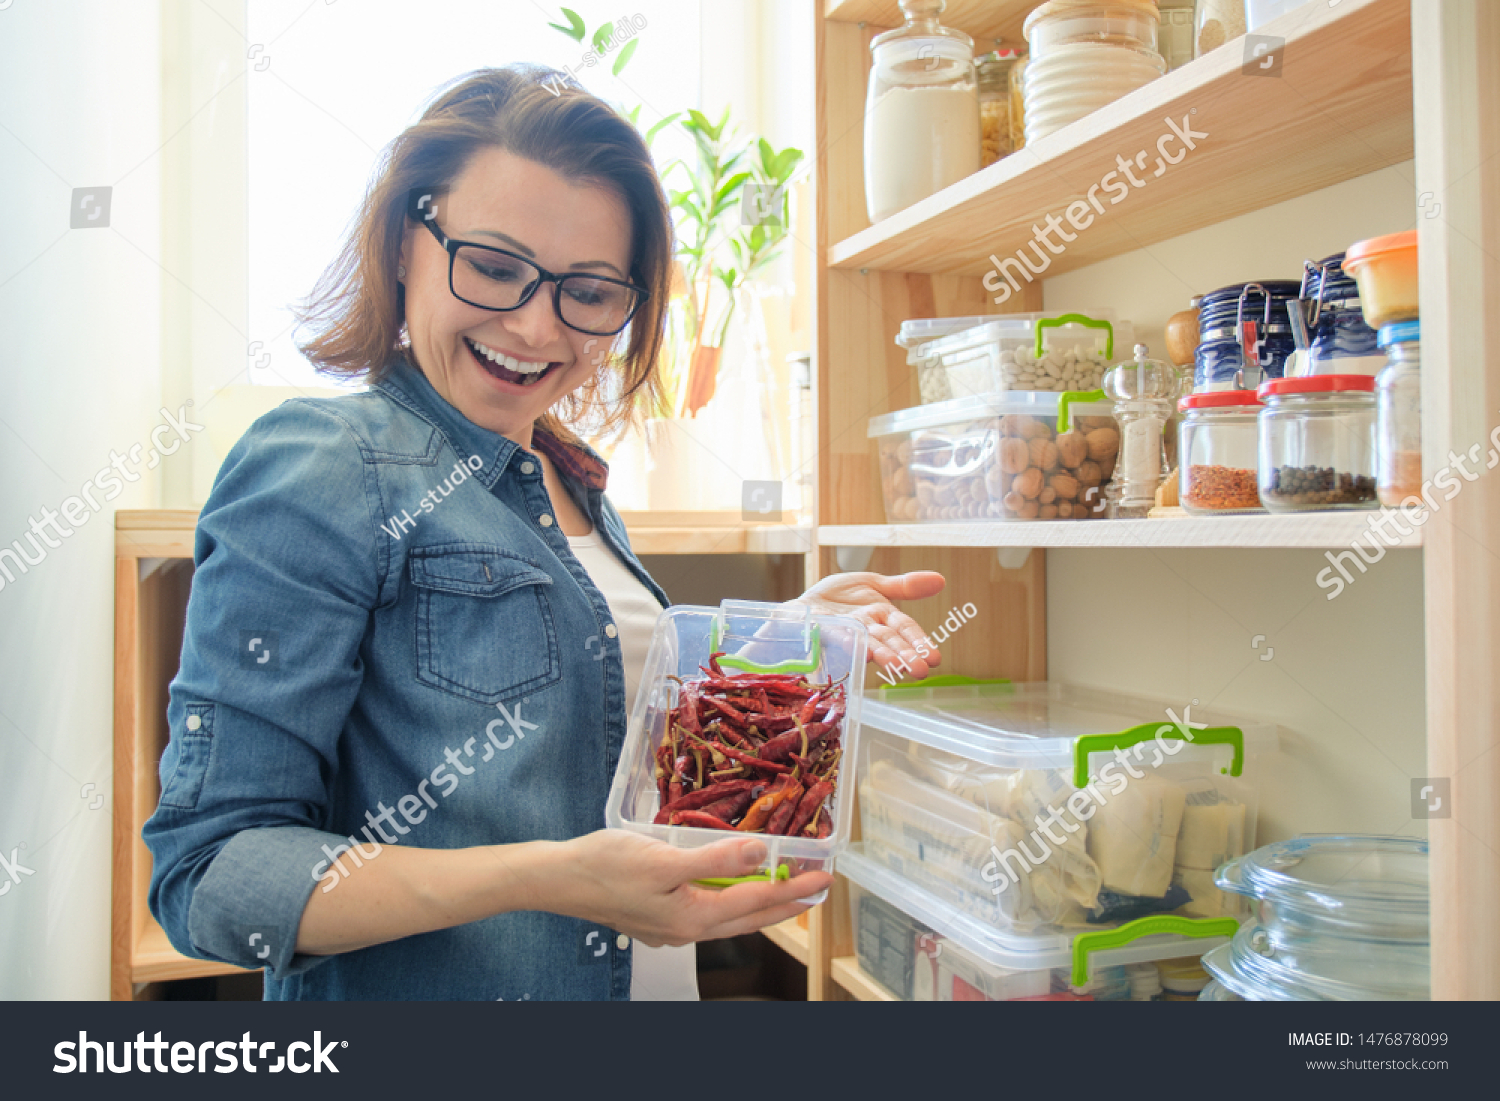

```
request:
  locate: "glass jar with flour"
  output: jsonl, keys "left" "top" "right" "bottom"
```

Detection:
{"left": 864, "top": 0, "right": 981, "bottom": 224}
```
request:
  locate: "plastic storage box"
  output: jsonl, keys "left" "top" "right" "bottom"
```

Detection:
{"left": 870, "top": 390, "right": 1118, "bottom": 522}
{"left": 911, "top": 311, "right": 1136, "bottom": 401}
{"left": 842, "top": 845, "right": 1237, "bottom": 1000}
{"left": 856, "top": 682, "right": 1277, "bottom": 937}
{"left": 897, "top": 316, "right": 994, "bottom": 404}
{"left": 605, "top": 600, "right": 868, "bottom": 883}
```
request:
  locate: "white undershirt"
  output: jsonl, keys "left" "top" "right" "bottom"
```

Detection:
{"left": 566, "top": 528, "right": 700, "bottom": 1001}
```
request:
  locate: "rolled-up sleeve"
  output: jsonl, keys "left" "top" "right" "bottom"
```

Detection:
{"left": 144, "top": 399, "right": 384, "bottom": 979}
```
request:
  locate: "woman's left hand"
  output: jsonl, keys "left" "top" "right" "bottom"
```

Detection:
{"left": 792, "top": 571, "right": 947, "bottom": 680}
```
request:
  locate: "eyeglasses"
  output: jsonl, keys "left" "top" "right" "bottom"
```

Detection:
{"left": 415, "top": 214, "right": 648, "bottom": 336}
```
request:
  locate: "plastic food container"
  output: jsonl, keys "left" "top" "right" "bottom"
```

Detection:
{"left": 1205, "top": 834, "right": 1431, "bottom": 1002}
{"left": 1343, "top": 230, "right": 1419, "bottom": 328}
{"left": 896, "top": 315, "right": 995, "bottom": 403}
{"left": 842, "top": 845, "right": 1236, "bottom": 1000}
{"left": 869, "top": 390, "right": 1118, "bottom": 522}
{"left": 1178, "top": 390, "right": 1264, "bottom": 514}
{"left": 1257, "top": 375, "right": 1378, "bottom": 512}
{"left": 1023, "top": 0, "right": 1165, "bottom": 144}
{"left": 605, "top": 600, "right": 868, "bottom": 885}
{"left": 910, "top": 311, "right": 1136, "bottom": 400}
{"left": 1376, "top": 320, "right": 1422, "bottom": 507}
{"left": 856, "top": 682, "right": 1277, "bottom": 939}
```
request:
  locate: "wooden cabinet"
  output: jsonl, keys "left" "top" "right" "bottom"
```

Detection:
{"left": 780, "top": 0, "right": 1500, "bottom": 1001}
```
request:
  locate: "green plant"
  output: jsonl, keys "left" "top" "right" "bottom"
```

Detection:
{"left": 547, "top": 9, "right": 803, "bottom": 418}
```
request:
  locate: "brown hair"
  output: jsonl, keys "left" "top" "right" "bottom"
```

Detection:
{"left": 295, "top": 64, "right": 670, "bottom": 447}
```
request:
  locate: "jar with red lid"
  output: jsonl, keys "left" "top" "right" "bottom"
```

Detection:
{"left": 1257, "top": 375, "right": 1378, "bottom": 512}
{"left": 1178, "top": 390, "right": 1263, "bottom": 513}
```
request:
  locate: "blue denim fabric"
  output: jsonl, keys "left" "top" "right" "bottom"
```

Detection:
{"left": 143, "top": 357, "right": 668, "bottom": 1000}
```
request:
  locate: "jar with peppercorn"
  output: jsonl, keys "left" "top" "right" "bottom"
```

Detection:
{"left": 1178, "top": 390, "right": 1264, "bottom": 514}
{"left": 1256, "top": 375, "right": 1378, "bottom": 512}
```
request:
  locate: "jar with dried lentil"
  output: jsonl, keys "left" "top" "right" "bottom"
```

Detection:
{"left": 1178, "top": 390, "right": 1264, "bottom": 514}
{"left": 1256, "top": 375, "right": 1378, "bottom": 512}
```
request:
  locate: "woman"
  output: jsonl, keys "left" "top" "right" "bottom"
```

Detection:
{"left": 144, "top": 65, "right": 944, "bottom": 1001}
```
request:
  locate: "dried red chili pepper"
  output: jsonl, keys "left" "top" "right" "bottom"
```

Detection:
{"left": 737, "top": 781, "right": 796, "bottom": 833}
{"left": 653, "top": 778, "right": 758, "bottom": 823}
{"left": 710, "top": 741, "right": 790, "bottom": 775}
{"left": 766, "top": 780, "right": 805, "bottom": 835}
{"left": 669, "top": 809, "right": 738, "bottom": 830}
{"left": 786, "top": 780, "right": 834, "bottom": 837}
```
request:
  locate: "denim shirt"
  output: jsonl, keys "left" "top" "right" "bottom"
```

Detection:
{"left": 143, "top": 357, "right": 669, "bottom": 1000}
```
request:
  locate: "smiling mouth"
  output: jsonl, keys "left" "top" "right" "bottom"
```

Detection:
{"left": 464, "top": 337, "right": 559, "bottom": 387}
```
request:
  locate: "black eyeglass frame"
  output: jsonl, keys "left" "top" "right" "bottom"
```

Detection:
{"left": 414, "top": 214, "right": 649, "bottom": 337}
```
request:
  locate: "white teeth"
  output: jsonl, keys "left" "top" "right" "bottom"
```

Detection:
{"left": 469, "top": 339, "right": 549, "bottom": 375}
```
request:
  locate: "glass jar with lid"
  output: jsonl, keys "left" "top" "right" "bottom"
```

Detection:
{"left": 1376, "top": 319, "right": 1422, "bottom": 507}
{"left": 1297, "top": 253, "right": 1383, "bottom": 377}
{"left": 1102, "top": 344, "right": 1181, "bottom": 517}
{"left": 1178, "top": 391, "right": 1264, "bottom": 514}
{"left": 1022, "top": 0, "right": 1165, "bottom": 145}
{"left": 1257, "top": 376, "right": 1378, "bottom": 512}
{"left": 977, "top": 49, "right": 1024, "bottom": 166}
{"left": 864, "top": 0, "right": 981, "bottom": 224}
{"left": 1007, "top": 54, "right": 1028, "bottom": 152}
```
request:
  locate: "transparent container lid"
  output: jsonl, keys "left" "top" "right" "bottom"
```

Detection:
{"left": 1215, "top": 835, "right": 1429, "bottom": 935}
{"left": 859, "top": 682, "right": 1276, "bottom": 783}
{"left": 1024, "top": 0, "right": 1161, "bottom": 53}
{"left": 872, "top": 0, "right": 974, "bottom": 68}
{"left": 841, "top": 844, "right": 1235, "bottom": 978}
{"left": 1202, "top": 922, "right": 1430, "bottom": 1001}
{"left": 866, "top": 392, "right": 1113, "bottom": 440}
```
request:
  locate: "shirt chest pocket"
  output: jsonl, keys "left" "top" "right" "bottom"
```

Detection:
{"left": 409, "top": 546, "right": 562, "bottom": 705}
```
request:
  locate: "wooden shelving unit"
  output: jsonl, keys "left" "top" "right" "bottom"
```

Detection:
{"left": 791, "top": 0, "right": 1500, "bottom": 1003}
{"left": 760, "top": 918, "right": 813, "bottom": 966}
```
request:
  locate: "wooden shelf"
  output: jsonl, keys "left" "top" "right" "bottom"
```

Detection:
{"left": 828, "top": 0, "right": 1412, "bottom": 277}
{"left": 825, "top": 0, "right": 1030, "bottom": 46}
{"left": 760, "top": 918, "right": 812, "bottom": 965}
{"left": 115, "top": 508, "right": 808, "bottom": 558}
{"left": 819, "top": 511, "right": 1424, "bottom": 550}
{"left": 830, "top": 956, "right": 900, "bottom": 1001}
{"left": 133, "top": 921, "right": 254, "bottom": 985}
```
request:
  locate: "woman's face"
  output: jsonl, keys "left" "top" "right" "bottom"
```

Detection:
{"left": 398, "top": 146, "right": 633, "bottom": 445}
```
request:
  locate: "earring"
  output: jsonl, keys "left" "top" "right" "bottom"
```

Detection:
{"left": 397, "top": 264, "right": 406, "bottom": 279}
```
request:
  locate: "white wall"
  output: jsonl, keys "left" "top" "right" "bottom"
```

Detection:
{"left": 1044, "top": 163, "right": 1427, "bottom": 846}
{"left": 0, "top": 0, "right": 173, "bottom": 999}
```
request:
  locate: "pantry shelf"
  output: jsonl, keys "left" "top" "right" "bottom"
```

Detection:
{"left": 133, "top": 922, "right": 252, "bottom": 985}
{"left": 824, "top": 0, "right": 1031, "bottom": 47}
{"left": 760, "top": 918, "right": 812, "bottom": 966}
{"left": 830, "top": 956, "right": 900, "bottom": 1002}
{"left": 818, "top": 512, "right": 1423, "bottom": 550}
{"left": 827, "top": 0, "right": 1412, "bottom": 277}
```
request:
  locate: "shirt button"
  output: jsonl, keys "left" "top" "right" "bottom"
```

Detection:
{"left": 616, "top": 934, "right": 631, "bottom": 951}
{"left": 186, "top": 714, "right": 201, "bottom": 731}
{"left": 539, "top": 514, "right": 554, "bottom": 528}
{"left": 520, "top": 461, "right": 535, "bottom": 474}
{"left": 604, "top": 624, "right": 618, "bottom": 639}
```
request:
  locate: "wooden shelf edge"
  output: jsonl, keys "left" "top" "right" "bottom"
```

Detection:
{"left": 760, "top": 918, "right": 812, "bottom": 965}
{"left": 132, "top": 921, "right": 257, "bottom": 985}
{"left": 819, "top": 512, "right": 1424, "bottom": 550}
{"left": 830, "top": 956, "right": 900, "bottom": 1001}
{"left": 827, "top": 0, "right": 1412, "bottom": 276}
{"left": 825, "top": 0, "right": 1031, "bottom": 46}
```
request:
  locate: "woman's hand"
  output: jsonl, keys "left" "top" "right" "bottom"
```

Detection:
{"left": 792, "top": 570, "right": 947, "bottom": 680}
{"left": 551, "top": 829, "right": 832, "bottom": 947}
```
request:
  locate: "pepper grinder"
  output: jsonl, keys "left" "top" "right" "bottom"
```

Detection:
{"left": 1103, "top": 344, "right": 1181, "bottom": 518}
